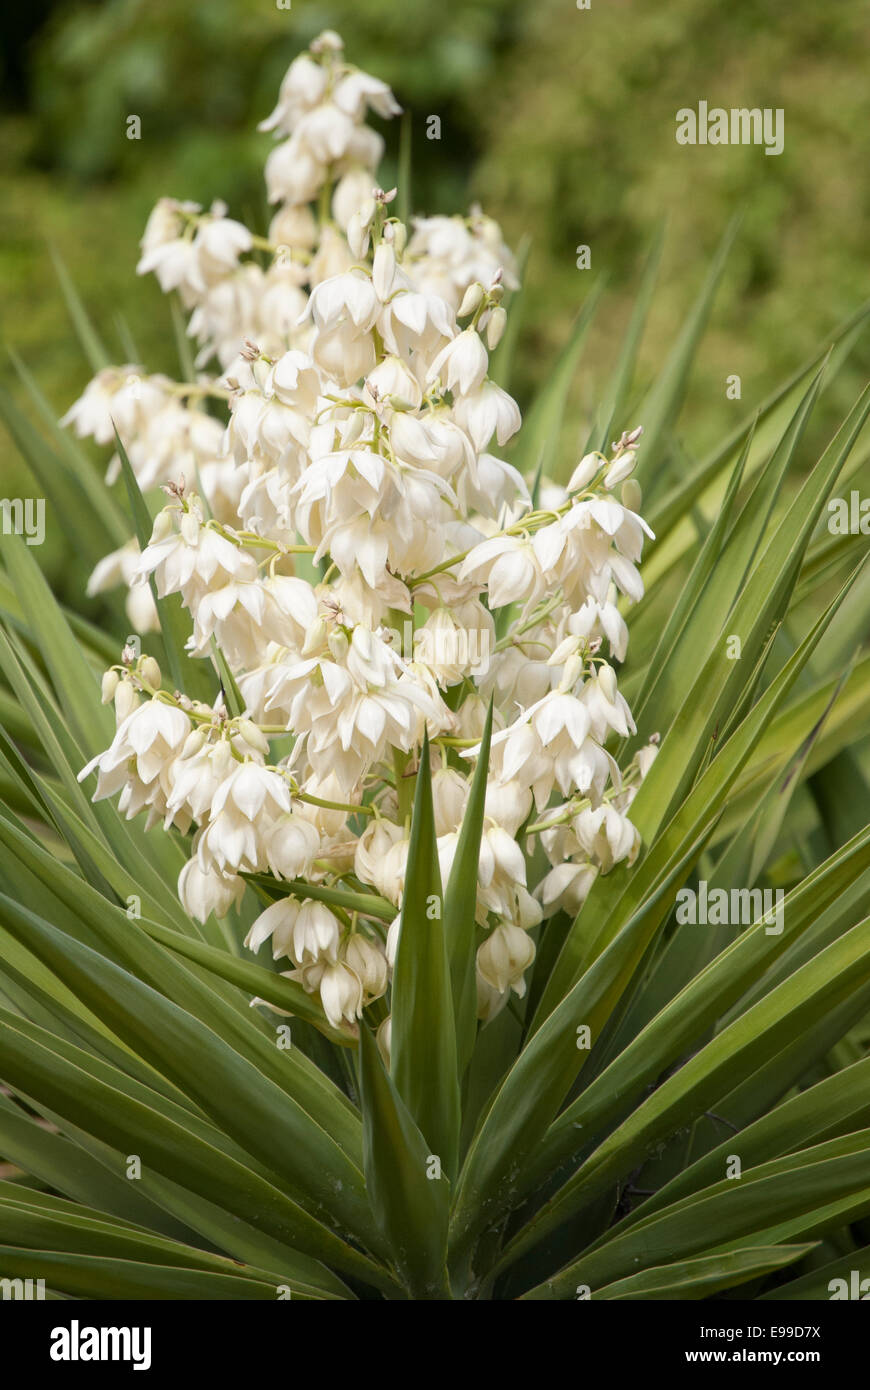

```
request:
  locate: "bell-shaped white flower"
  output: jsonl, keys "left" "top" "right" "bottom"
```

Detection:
{"left": 267, "top": 813, "right": 321, "bottom": 880}
{"left": 258, "top": 55, "right": 329, "bottom": 135}
{"left": 307, "top": 271, "right": 380, "bottom": 333}
{"left": 428, "top": 328, "right": 489, "bottom": 396}
{"left": 477, "top": 924, "right": 536, "bottom": 997}
{"left": 452, "top": 380, "right": 521, "bottom": 450}
{"left": 344, "top": 933, "right": 389, "bottom": 1001}
{"left": 179, "top": 859, "right": 244, "bottom": 923}
{"left": 333, "top": 71, "right": 402, "bottom": 122}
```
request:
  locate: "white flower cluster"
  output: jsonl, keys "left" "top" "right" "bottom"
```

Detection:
{"left": 71, "top": 32, "right": 657, "bottom": 1037}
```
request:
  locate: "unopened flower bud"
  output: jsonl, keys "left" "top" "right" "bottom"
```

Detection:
{"left": 238, "top": 718, "right": 270, "bottom": 756}
{"left": 391, "top": 220, "right": 407, "bottom": 257}
{"left": 140, "top": 655, "right": 162, "bottom": 690}
{"left": 562, "top": 652, "right": 585, "bottom": 690}
{"left": 486, "top": 305, "right": 507, "bottom": 349}
{"left": 598, "top": 663, "right": 618, "bottom": 703}
{"left": 372, "top": 242, "right": 396, "bottom": 300}
{"left": 101, "top": 669, "right": 120, "bottom": 704}
{"left": 179, "top": 727, "right": 207, "bottom": 760}
{"left": 458, "top": 281, "right": 485, "bottom": 318}
{"left": 114, "top": 679, "right": 138, "bottom": 723}
{"left": 548, "top": 633, "right": 579, "bottom": 667}
{"left": 604, "top": 451, "right": 636, "bottom": 488}
{"left": 636, "top": 742, "right": 659, "bottom": 777}
{"left": 567, "top": 453, "right": 601, "bottom": 492}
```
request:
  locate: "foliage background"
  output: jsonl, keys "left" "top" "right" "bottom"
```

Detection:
{"left": 2, "top": 0, "right": 869, "bottom": 591}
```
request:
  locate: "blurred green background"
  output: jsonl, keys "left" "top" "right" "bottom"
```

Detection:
{"left": 2, "top": 0, "right": 869, "bottom": 593}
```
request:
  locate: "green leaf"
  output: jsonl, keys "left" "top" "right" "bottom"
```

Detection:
{"left": 634, "top": 218, "right": 737, "bottom": 493}
{"left": 6, "top": 347, "right": 129, "bottom": 548}
{"left": 391, "top": 733, "right": 460, "bottom": 1177}
{"left": 0, "top": 1183, "right": 351, "bottom": 1298}
{"left": 631, "top": 358, "right": 826, "bottom": 748}
{"left": 49, "top": 247, "right": 110, "bottom": 372}
{"left": 243, "top": 871, "right": 396, "bottom": 922}
{"left": 506, "top": 918, "right": 870, "bottom": 1286}
{"left": 0, "top": 382, "right": 122, "bottom": 564}
{"left": 170, "top": 294, "right": 196, "bottom": 381}
{"left": 759, "top": 1247, "right": 870, "bottom": 1301}
{"left": 0, "top": 1188, "right": 298, "bottom": 1292}
{"left": 449, "top": 832, "right": 704, "bottom": 1276}
{"left": 210, "top": 635, "right": 245, "bottom": 716}
{"left": 0, "top": 1246, "right": 299, "bottom": 1300}
{"left": 0, "top": 888, "right": 369, "bottom": 1195}
{"left": 647, "top": 297, "right": 870, "bottom": 541}
{"left": 632, "top": 388, "right": 870, "bottom": 842}
{"left": 530, "top": 825, "right": 870, "bottom": 1196}
{"left": 1, "top": 531, "right": 112, "bottom": 756}
{"left": 358, "top": 1022, "right": 450, "bottom": 1298}
{"left": 511, "top": 280, "right": 606, "bottom": 485}
{"left": 627, "top": 416, "right": 754, "bottom": 731}
{"left": 536, "top": 562, "right": 862, "bottom": 1022}
{"left": 0, "top": 1006, "right": 391, "bottom": 1291}
{"left": 592, "top": 1245, "right": 815, "bottom": 1301}
{"left": 588, "top": 224, "right": 664, "bottom": 456}
{"left": 0, "top": 1110, "right": 352, "bottom": 1297}
{"left": 624, "top": 1055, "right": 870, "bottom": 1234}
{"left": 0, "top": 1093, "right": 196, "bottom": 1239}
{"left": 136, "top": 914, "right": 350, "bottom": 1042}
{"left": 0, "top": 632, "right": 194, "bottom": 928}
{"left": 603, "top": 664, "right": 851, "bottom": 1051}
{"left": 444, "top": 698, "right": 492, "bottom": 1077}
{"left": 524, "top": 1134, "right": 870, "bottom": 1298}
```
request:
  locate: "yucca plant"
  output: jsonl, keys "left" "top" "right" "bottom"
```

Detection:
{"left": 1, "top": 32, "right": 869, "bottom": 1303}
